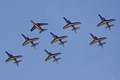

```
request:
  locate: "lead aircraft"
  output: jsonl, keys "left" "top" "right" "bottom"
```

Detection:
{"left": 5, "top": 51, "right": 22, "bottom": 67}
{"left": 21, "top": 34, "right": 39, "bottom": 48}
{"left": 97, "top": 14, "right": 115, "bottom": 30}
{"left": 50, "top": 32, "right": 68, "bottom": 47}
{"left": 31, "top": 20, "right": 48, "bottom": 33}
{"left": 63, "top": 17, "right": 81, "bottom": 33}
{"left": 44, "top": 49, "right": 62, "bottom": 63}
{"left": 90, "top": 33, "right": 107, "bottom": 48}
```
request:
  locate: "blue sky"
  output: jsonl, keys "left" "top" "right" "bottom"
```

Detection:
{"left": 0, "top": 0, "right": 120, "bottom": 80}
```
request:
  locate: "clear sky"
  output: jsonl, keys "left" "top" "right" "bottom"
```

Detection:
{"left": 0, "top": 0, "right": 120, "bottom": 80}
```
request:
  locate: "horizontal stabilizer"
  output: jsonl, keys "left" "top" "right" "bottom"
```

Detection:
{"left": 39, "top": 29, "right": 47, "bottom": 33}
{"left": 71, "top": 27, "right": 80, "bottom": 31}
{"left": 31, "top": 43, "right": 39, "bottom": 47}
{"left": 14, "top": 60, "right": 22, "bottom": 64}
{"left": 105, "top": 24, "right": 114, "bottom": 28}
{"left": 98, "top": 42, "right": 106, "bottom": 46}
{"left": 53, "top": 58, "right": 61, "bottom": 63}
{"left": 59, "top": 41, "right": 67, "bottom": 45}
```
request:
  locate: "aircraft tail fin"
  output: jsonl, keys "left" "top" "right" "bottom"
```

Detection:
{"left": 31, "top": 43, "right": 39, "bottom": 48}
{"left": 53, "top": 57, "right": 61, "bottom": 63}
{"left": 71, "top": 27, "right": 80, "bottom": 33}
{"left": 39, "top": 29, "right": 47, "bottom": 33}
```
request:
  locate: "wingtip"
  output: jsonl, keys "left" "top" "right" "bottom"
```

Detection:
{"left": 30, "top": 20, "right": 33, "bottom": 22}
{"left": 63, "top": 17, "right": 67, "bottom": 20}
{"left": 44, "top": 49, "right": 47, "bottom": 51}
{"left": 5, "top": 51, "right": 8, "bottom": 53}
{"left": 59, "top": 52, "right": 62, "bottom": 54}
{"left": 90, "top": 33, "right": 92, "bottom": 35}
{"left": 21, "top": 34, "right": 25, "bottom": 36}
{"left": 50, "top": 32, "right": 53, "bottom": 34}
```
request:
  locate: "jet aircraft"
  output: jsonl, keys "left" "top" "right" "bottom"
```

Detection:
{"left": 5, "top": 51, "right": 22, "bottom": 67}
{"left": 30, "top": 20, "right": 48, "bottom": 33}
{"left": 90, "top": 33, "right": 107, "bottom": 48}
{"left": 97, "top": 14, "right": 115, "bottom": 30}
{"left": 21, "top": 34, "right": 39, "bottom": 48}
{"left": 44, "top": 49, "right": 62, "bottom": 63}
{"left": 50, "top": 32, "right": 68, "bottom": 47}
{"left": 63, "top": 17, "right": 81, "bottom": 33}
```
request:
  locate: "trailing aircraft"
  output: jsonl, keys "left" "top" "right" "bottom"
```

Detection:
{"left": 30, "top": 20, "right": 48, "bottom": 33}
{"left": 63, "top": 17, "right": 81, "bottom": 33}
{"left": 44, "top": 49, "right": 62, "bottom": 63}
{"left": 89, "top": 33, "right": 107, "bottom": 48}
{"left": 97, "top": 14, "right": 115, "bottom": 30}
{"left": 5, "top": 51, "right": 22, "bottom": 67}
{"left": 21, "top": 34, "right": 39, "bottom": 48}
{"left": 50, "top": 32, "right": 68, "bottom": 47}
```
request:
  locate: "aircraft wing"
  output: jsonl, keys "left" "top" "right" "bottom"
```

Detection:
{"left": 37, "top": 23, "right": 48, "bottom": 26}
{"left": 50, "top": 32, "right": 58, "bottom": 38}
{"left": 106, "top": 19, "right": 116, "bottom": 23}
{"left": 44, "top": 50, "right": 51, "bottom": 55}
{"left": 53, "top": 52, "right": 62, "bottom": 57}
{"left": 98, "top": 37, "right": 107, "bottom": 41}
{"left": 90, "top": 33, "right": 96, "bottom": 39}
{"left": 59, "top": 36, "right": 68, "bottom": 39}
{"left": 31, "top": 26, "right": 36, "bottom": 32}
{"left": 90, "top": 40, "right": 98, "bottom": 45}
{"left": 63, "top": 17, "right": 71, "bottom": 23}
{"left": 51, "top": 38, "right": 60, "bottom": 44}
{"left": 51, "top": 36, "right": 67, "bottom": 44}
{"left": 72, "top": 22, "right": 81, "bottom": 25}
{"left": 22, "top": 40, "right": 31, "bottom": 46}
{"left": 97, "top": 21, "right": 106, "bottom": 27}
{"left": 21, "top": 34, "right": 27, "bottom": 39}
{"left": 22, "top": 38, "right": 39, "bottom": 46}
{"left": 63, "top": 22, "right": 80, "bottom": 29}
{"left": 5, "top": 58, "right": 14, "bottom": 62}
{"left": 31, "top": 38, "right": 39, "bottom": 41}
{"left": 5, "top": 51, "right": 13, "bottom": 57}
{"left": 98, "top": 14, "right": 105, "bottom": 21}
{"left": 14, "top": 55, "right": 23, "bottom": 59}
{"left": 45, "top": 53, "right": 61, "bottom": 61}
{"left": 63, "top": 24, "right": 73, "bottom": 29}
{"left": 45, "top": 55, "right": 53, "bottom": 61}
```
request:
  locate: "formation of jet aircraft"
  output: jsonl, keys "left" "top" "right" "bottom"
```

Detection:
{"left": 3, "top": 15, "right": 116, "bottom": 66}
{"left": 44, "top": 49, "right": 62, "bottom": 63}
{"left": 50, "top": 32, "right": 68, "bottom": 47}
{"left": 63, "top": 17, "right": 81, "bottom": 33}
{"left": 89, "top": 33, "right": 107, "bottom": 48}
{"left": 21, "top": 34, "right": 39, "bottom": 48}
{"left": 5, "top": 51, "right": 22, "bottom": 67}
{"left": 31, "top": 20, "right": 48, "bottom": 33}
{"left": 97, "top": 14, "right": 115, "bottom": 30}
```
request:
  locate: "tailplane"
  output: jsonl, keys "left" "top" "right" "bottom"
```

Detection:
{"left": 39, "top": 29, "right": 47, "bottom": 33}
{"left": 53, "top": 57, "right": 61, "bottom": 63}
{"left": 71, "top": 27, "right": 80, "bottom": 33}
{"left": 14, "top": 60, "right": 22, "bottom": 64}
{"left": 31, "top": 43, "right": 39, "bottom": 48}
{"left": 14, "top": 60, "right": 22, "bottom": 67}
{"left": 105, "top": 24, "right": 114, "bottom": 31}
{"left": 59, "top": 41, "right": 67, "bottom": 47}
{"left": 98, "top": 42, "right": 106, "bottom": 48}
